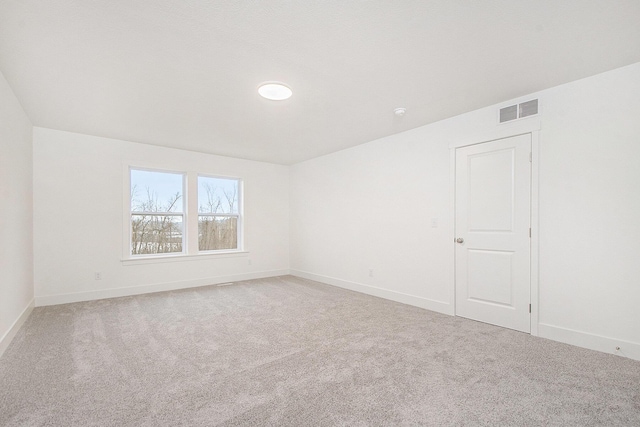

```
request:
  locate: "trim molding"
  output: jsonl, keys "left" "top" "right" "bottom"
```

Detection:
{"left": 538, "top": 323, "right": 640, "bottom": 361}
{"left": 32, "top": 269, "right": 640, "bottom": 362}
{"left": 291, "top": 270, "right": 452, "bottom": 315}
{"left": 449, "top": 131, "right": 541, "bottom": 337}
{"left": 35, "top": 269, "right": 290, "bottom": 307}
{"left": 447, "top": 116, "right": 541, "bottom": 149}
{"left": 0, "top": 298, "right": 35, "bottom": 358}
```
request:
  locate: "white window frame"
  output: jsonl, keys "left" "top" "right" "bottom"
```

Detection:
{"left": 197, "top": 174, "right": 243, "bottom": 253}
{"left": 128, "top": 167, "right": 187, "bottom": 258}
{"left": 122, "top": 164, "right": 246, "bottom": 263}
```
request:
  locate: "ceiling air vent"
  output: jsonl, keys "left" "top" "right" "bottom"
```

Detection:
{"left": 499, "top": 105, "right": 518, "bottom": 123}
{"left": 519, "top": 99, "right": 538, "bottom": 118}
{"left": 499, "top": 99, "right": 539, "bottom": 123}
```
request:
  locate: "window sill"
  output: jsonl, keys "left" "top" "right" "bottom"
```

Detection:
{"left": 122, "top": 251, "right": 249, "bottom": 266}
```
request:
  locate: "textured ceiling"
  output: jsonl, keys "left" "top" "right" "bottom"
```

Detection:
{"left": 1, "top": 1, "right": 640, "bottom": 164}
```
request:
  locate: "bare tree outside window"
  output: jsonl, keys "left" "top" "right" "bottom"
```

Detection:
{"left": 130, "top": 169, "right": 184, "bottom": 255}
{"left": 198, "top": 176, "right": 240, "bottom": 251}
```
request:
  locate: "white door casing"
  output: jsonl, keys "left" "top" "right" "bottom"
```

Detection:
{"left": 455, "top": 134, "right": 531, "bottom": 333}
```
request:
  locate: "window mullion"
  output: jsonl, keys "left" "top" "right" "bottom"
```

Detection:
{"left": 186, "top": 172, "right": 199, "bottom": 255}
{"left": 197, "top": 213, "right": 239, "bottom": 218}
{"left": 132, "top": 212, "right": 182, "bottom": 216}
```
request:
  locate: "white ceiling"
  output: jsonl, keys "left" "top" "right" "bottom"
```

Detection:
{"left": 1, "top": 1, "right": 639, "bottom": 164}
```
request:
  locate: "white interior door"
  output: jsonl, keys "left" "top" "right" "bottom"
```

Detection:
{"left": 455, "top": 134, "right": 531, "bottom": 333}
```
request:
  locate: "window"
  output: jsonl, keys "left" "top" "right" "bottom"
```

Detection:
{"left": 130, "top": 169, "right": 184, "bottom": 255}
{"left": 127, "top": 167, "right": 243, "bottom": 259}
{"left": 198, "top": 176, "right": 240, "bottom": 251}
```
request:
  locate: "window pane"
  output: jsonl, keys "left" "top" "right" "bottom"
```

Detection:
{"left": 131, "top": 214, "right": 183, "bottom": 254}
{"left": 198, "top": 176, "right": 239, "bottom": 214}
{"left": 131, "top": 169, "right": 183, "bottom": 213}
{"left": 198, "top": 216, "right": 238, "bottom": 251}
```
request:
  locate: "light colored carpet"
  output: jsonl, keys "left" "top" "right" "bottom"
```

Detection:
{"left": 1, "top": 275, "right": 639, "bottom": 426}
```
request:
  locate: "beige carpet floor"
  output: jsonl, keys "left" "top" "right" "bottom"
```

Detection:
{"left": 1, "top": 275, "right": 639, "bottom": 426}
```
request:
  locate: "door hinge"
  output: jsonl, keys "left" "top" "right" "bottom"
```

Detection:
{"left": 529, "top": 304, "right": 532, "bottom": 313}
{"left": 529, "top": 152, "right": 532, "bottom": 162}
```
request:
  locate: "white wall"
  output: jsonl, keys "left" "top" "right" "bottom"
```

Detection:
{"left": 15, "top": 62, "right": 640, "bottom": 361}
{"left": 33, "top": 128, "right": 289, "bottom": 304}
{"left": 290, "top": 62, "right": 640, "bottom": 360}
{"left": 0, "top": 71, "right": 34, "bottom": 356}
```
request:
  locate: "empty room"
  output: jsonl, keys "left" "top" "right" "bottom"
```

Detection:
{"left": 1, "top": 1, "right": 640, "bottom": 426}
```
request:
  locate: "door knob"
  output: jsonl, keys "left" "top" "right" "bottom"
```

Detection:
{"left": 456, "top": 237, "right": 464, "bottom": 244}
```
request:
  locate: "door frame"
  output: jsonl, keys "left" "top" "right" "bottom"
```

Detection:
{"left": 449, "top": 124, "right": 540, "bottom": 336}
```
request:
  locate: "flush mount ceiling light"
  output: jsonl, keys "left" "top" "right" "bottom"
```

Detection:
{"left": 258, "top": 82, "right": 292, "bottom": 101}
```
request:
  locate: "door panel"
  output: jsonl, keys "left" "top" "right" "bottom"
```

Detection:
{"left": 467, "top": 249, "right": 514, "bottom": 306}
{"left": 468, "top": 149, "right": 515, "bottom": 232}
{"left": 455, "top": 134, "right": 531, "bottom": 333}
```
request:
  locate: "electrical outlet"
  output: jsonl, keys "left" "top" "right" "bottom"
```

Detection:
{"left": 248, "top": 259, "right": 252, "bottom": 265}
{"left": 94, "top": 272, "right": 102, "bottom": 280}
{"left": 369, "top": 269, "right": 373, "bottom": 277}
{"left": 431, "top": 218, "right": 438, "bottom": 228}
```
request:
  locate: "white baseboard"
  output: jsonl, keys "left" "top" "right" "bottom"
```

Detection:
{"left": 35, "top": 269, "right": 290, "bottom": 307}
{"left": 291, "top": 269, "right": 452, "bottom": 315}
{"left": 538, "top": 323, "right": 640, "bottom": 361}
{"left": 33, "top": 270, "right": 640, "bottom": 362}
{"left": 0, "top": 298, "right": 35, "bottom": 358}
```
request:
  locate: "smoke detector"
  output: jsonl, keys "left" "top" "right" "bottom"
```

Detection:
{"left": 394, "top": 107, "right": 406, "bottom": 117}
